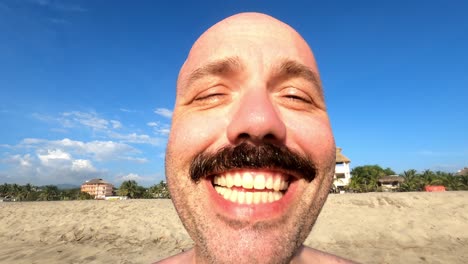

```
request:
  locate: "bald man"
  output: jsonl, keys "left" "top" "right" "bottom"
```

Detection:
{"left": 159, "top": 12, "right": 355, "bottom": 264}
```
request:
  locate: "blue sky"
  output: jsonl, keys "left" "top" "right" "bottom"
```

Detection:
{"left": 1, "top": 0, "right": 467, "bottom": 186}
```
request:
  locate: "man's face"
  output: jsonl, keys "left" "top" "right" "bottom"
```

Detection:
{"left": 166, "top": 13, "right": 336, "bottom": 263}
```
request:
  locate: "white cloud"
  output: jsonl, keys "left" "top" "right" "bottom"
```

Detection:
{"left": 110, "top": 120, "right": 122, "bottom": 129}
{"left": 157, "top": 128, "right": 170, "bottom": 135}
{"left": 108, "top": 132, "right": 163, "bottom": 146}
{"left": 120, "top": 108, "right": 136, "bottom": 113}
{"left": 62, "top": 111, "right": 109, "bottom": 130}
{"left": 37, "top": 149, "right": 71, "bottom": 167}
{"left": 33, "top": 112, "right": 110, "bottom": 131}
{"left": 18, "top": 138, "right": 142, "bottom": 162}
{"left": 3, "top": 154, "right": 33, "bottom": 167}
{"left": 83, "top": 140, "right": 137, "bottom": 161}
{"left": 147, "top": 121, "right": 171, "bottom": 136}
{"left": 154, "top": 108, "right": 173, "bottom": 118}
{"left": 115, "top": 173, "right": 158, "bottom": 185}
{"left": 71, "top": 159, "right": 96, "bottom": 172}
{"left": 1, "top": 151, "right": 104, "bottom": 185}
{"left": 122, "top": 157, "right": 149, "bottom": 163}
{"left": 119, "top": 173, "right": 143, "bottom": 181}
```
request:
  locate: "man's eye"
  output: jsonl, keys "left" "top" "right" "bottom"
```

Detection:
{"left": 284, "top": 94, "right": 312, "bottom": 104}
{"left": 281, "top": 87, "right": 313, "bottom": 104}
{"left": 190, "top": 86, "right": 231, "bottom": 108}
{"left": 194, "top": 93, "right": 226, "bottom": 101}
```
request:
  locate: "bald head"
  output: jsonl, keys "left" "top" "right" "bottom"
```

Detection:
{"left": 176, "top": 12, "right": 322, "bottom": 101}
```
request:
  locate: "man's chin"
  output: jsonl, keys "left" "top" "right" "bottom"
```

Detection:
{"left": 194, "top": 225, "right": 302, "bottom": 264}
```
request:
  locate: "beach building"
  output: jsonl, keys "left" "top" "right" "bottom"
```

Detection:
{"left": 377, "top": 175, "right": 404, "bottom": 191}
{"left": 333, "top": 148, "right": 351, "bottom": 192}
{"left": 81, "top": 178, "right": 114, "bottom": 199}
{"left": 456, "top": 167, "right": 468, "bottom": 176}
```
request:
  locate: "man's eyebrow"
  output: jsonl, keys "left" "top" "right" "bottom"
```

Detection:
{"left": 271, "top": 59, "right": 323, "bottom": 97}
{"left": 185, "top": 56, "right": 243, "bottom": 88}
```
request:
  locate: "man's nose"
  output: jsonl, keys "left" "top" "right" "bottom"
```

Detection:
{"left": 227, "top": 90, "right": 286, "bottom": 145}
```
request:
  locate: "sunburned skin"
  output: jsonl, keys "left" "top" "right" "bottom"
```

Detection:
{"left": 160, "top": 12, "right": 356, "bottom": 264}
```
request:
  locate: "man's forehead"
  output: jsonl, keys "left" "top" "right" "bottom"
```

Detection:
{"left": 180, "top": 16, "right": 318, "bottom": 82}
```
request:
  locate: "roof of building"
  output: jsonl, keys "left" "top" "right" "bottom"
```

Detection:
{"left": 336, "top": 148, "right": 351, "bottom": 163}
{"left": 378, "top": 175, "right": 405, "bottom": 183}
{"left": 82, "top": 178, "right": 112, "bottom": 185}
{"left": 456, "top": 167, "right": 468, "bottom": 176}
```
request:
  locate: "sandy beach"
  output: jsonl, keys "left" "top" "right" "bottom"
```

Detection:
{"left": 0, "top": 191, "right": 467, "bottom": 264}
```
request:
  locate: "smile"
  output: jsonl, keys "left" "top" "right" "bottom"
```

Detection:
{"left": 212, "top": 171, "right": 290, "bottom": 204}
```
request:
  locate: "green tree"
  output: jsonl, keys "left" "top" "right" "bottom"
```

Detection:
{"left": 399, "top": 169, "right": 420, "bottom": 191}
{"left": 39, "top": 185, "right": 59, "bottom": 201}
{"left": 22, "top": 183, "right": 36, "bottom": 201}
{"left": 78, "top": 191, "right": 94, "bottom": 200}
{"left": 0, "top": 183, "right": 9, "bottom": 197}
{"left": 148, "top": 181, "right": 171, "bottom": 198}
{"left": 118, "top": 180, "right": 144, "bottom": 198}
{"left": 349, "top": 165, "right": 393, "bottom": 192}
{"left": 10, "top": 183, "right": 21, "bottom": 200}
{"left": 420, "top": 169, "right": 443, "bottom": 186}
{"left": 458, "top": 175, "right": 468, "bottom": 190}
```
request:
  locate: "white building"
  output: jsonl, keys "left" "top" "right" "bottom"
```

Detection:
{"left": 333, "top": 148, "right": 351, "bottom": 192}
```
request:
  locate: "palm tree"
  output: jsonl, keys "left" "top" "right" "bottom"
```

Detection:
{"left": 421, "top": 169, "right": 443, "bottom": 186}
{"left": 439, "top": 173, "right": 462, "bottom": 191}
{"left": 10, "top": 184, "right": 21, "bottom": 200}
{"left": 459, "top": 175, "right": 468, "bottom": 190}
{"left": 118, "top": 180, "right": 142, "bottom": 198}
{"left": 0, "top": 183, "right": 9, "bottom": 197}
{"left": 148, "top": 181, "right": 171, "bottom": 198}
{"left": 399, "top": 169, "right": 419, "bottom": 191}
{"left": 39, "top": 185, "right": 59, "bottom": 201}
{"left": 23, "top": 183, "right": 34, "bottom": 200}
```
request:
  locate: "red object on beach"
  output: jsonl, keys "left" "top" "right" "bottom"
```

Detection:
{"left": 424, "top": 185, "right": 446, "bottom": 192}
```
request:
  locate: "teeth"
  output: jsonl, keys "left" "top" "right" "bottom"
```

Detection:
{"left": 226, "top": 175, "right": 234, "bottom": 188}
{"left": 253, "top": 192, "right": 261, "bottom": 204}
{"left": 274, "top": 192, "right": 282, "bottom": 201}
{"left": 214, "top": 187, "right": 285, "bottom": 204}
{"left": 280, "top": 181, "right": 289, "bottom": 191}
{"left": 238, "top": 191, "right": 245, "bottom": 204}
{"left": 265, "top": 176, "right": 273, "bottom": 189}
{"left": 234, "top": 173, "right": 242, "bottom": 187}
{"left": 261, "top": 192, "right": 268, "bottom": 203}
{"left": 242, "top": 173, "right": 254, "bottom": 189}
{"left": 213, "top": 172, "right": 289, "bottom": 204}
{"left": 268, "top": 192, "right": 274, "bottom": 202}
{"left": 229, "top": 190, "right": 238, "bottom": 202}
{"left": 254, "top": 174, "right": 265, "bottom": 190}
{"left": 219, "top": 176, "right": 226, "bottom": 186}
{"left": 223, "top": 188, "right": 232, "bottom": 200}
{"left": 273, "top": 177, "right": 282, "bottom": 191}
{"left": 245, "top": 192, "right": 253, "bottom": 205}
{"left": 214, "top": 172, "right": 288, "bottom": 191}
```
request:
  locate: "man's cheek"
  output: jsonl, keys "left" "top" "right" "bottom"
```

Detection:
{"left": 170, "top": 118, "right": 218, "bottom": 154}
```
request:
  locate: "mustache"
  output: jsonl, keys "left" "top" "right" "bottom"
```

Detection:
{"left": 189, "top": 142, "right": 316, "bottom": 183}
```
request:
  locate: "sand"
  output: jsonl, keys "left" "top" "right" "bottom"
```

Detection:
{"left": 0, "top": 191, "right": 467, "bottom": 264}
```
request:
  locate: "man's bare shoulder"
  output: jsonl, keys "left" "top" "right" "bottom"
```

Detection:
{"left": 153, "top": 249, "right": 194, "bottom": 264}
{"left": 294, "top": 246, "right": 358, "bottom": 264}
